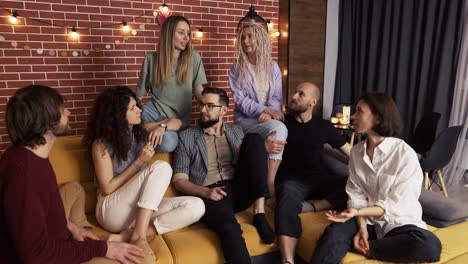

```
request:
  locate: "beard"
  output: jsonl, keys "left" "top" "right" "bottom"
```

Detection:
{"left": 287, "top": 101, "right": 308, "bottom": 114}
{"left": 199, "top": 117, "right": 220, "bottom": 129}
{"left": 52, "top": 122, "right": 71, "bottom": 136}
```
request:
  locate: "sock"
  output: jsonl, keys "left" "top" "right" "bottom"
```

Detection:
{"left": 253, "top": 213, "right": 275, "bottom": 244}
{"left": 301, "top": 201, "right": 316, "bottom": 213}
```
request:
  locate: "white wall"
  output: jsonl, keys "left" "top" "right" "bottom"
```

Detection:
{"left": 322, "top": 0, "right": 340, "bottom": 119}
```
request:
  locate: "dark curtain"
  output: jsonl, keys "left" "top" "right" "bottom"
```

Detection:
{"left": 334, "top": 0, "right": 464, "bottom": 138}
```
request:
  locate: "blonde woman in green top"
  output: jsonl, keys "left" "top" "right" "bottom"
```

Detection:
{"left": 136, "top": 15, "right": 207, "bottom": 153}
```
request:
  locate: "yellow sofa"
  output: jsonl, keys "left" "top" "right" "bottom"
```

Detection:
{"left": 50, "top": 136, "right": 468, "bottom": 264}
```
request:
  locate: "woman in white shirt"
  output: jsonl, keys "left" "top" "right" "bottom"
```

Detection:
{"left": 311, "top": 93, "right": 441, "bottom": 264}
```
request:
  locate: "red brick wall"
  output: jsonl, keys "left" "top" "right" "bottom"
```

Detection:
{"left": 0, "top": 0, "right": 279, "bottom": 154}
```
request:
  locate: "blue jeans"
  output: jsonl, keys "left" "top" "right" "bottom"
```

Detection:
{"left": 310, "top": 219, "right": 441, "bottom": 264}
{"left": 141, "top": 100, "right": 178, "bottom": 153}
{"left": 235, "top": 118, "right": 288, "bottom": 160}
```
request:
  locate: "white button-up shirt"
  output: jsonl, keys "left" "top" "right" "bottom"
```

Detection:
{"left": 347, "top": 137, "right": 427, "bottom": 239}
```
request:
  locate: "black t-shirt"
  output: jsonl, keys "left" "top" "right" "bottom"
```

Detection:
{"left": 278, "top": 113, "right": 346, "bottom": 180}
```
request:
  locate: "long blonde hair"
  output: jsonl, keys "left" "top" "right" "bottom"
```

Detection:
{"left": 155, "top": 15, "right": 193, "bottom": 86}
{"left": 235, "top": 23, "right": 273, "bottom": 89}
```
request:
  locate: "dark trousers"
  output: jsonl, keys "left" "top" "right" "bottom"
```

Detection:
{"left": 275, "top": 176, "right": 348, "bottom": 238}
{"left": 201, "top": 133, "right": 269, "bottom": 264}
{"left": 310, "top": 219, "right": 442, "bottom": 264}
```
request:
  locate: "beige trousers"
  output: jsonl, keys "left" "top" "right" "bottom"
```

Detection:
{"left": 59, "top": 181, "right": 90, "bottom": 227}
{"left": 96, "top": 160, "right": 205, "bottom": 234}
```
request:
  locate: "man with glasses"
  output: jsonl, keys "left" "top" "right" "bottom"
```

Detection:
{"left": 172, "top": 87, "right": 285, "bottom": 263}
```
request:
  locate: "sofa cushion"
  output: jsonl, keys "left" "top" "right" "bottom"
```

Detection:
{"left": 295, "top": 212, "right": 332, "bottom": 262}
{"left": 419, "top": 185, "right": 468, "bottom": 227}
{"left": 50, "top": 136, "right": 95, "bottom": 184}
{"left": 446, "top": 252, "right": 468, "bottom": 263}
{"left": 85, "top": 215, "right": 174, "bottom": 264}
{"left": 295, "top": 210, "right": 468, "bottom": 264}
{"left": 432, "top": 221, "right": 468, "bottom": 263}
{"left": 162, "top": 222, "right": 277, "bottom": 264}
{"left": 320, "top": 144, "right": 349, "bottom": 178}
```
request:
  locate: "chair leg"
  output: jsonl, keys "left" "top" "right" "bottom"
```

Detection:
{"left": 437, "top": 170, "right": 449, "bottom": 198}
{"left": 424, "top": 172, "right": 430, "bottom": 190}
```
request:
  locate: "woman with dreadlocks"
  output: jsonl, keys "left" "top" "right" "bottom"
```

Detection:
{"left": 229, "top": 23, "right": 287, "bottom": 198}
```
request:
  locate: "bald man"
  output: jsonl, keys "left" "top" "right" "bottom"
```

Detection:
{"left": 275, "top": 83, "right": 352, "bottom": 264}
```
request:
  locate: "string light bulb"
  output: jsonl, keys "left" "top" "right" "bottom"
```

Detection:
{"left": 70, "top": 26, "right": 79, "bottom": 38}
{"left": 274, "top": 31, "right": 280, "bottom": 37}
{"left": 122, "top": 21, "right": 130, "bottom": 31}
{"left": 9, "top": 11, "right": 18, "bottom": 24}
{"left": 162, "top": 3, "right": 169, "bottom": 13}
{"left": 196, "top": 28, "right": 203, "bottom": 38}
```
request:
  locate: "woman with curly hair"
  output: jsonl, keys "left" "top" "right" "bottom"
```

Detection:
{"left": 84, "top": 86, "right": 205, "bottom": 262}
{"left": 229, "top": 22, "right": 287, "bottom": 197}
{"left": 136, "top": 15, "right": 207, "bottom": 153}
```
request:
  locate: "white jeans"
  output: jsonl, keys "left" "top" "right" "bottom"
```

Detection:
{"left": 96, "top": 160, "right": 205, "bottom": 234}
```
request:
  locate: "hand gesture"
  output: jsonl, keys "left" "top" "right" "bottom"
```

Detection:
{"left": 353, "top": 228, "right": 370, "bottom": 256}
{"left": 202, "top": 187, "right": 227, "bottom": 201}
{"left": 264, "top": 131, "right": 286, "bottom": 154}
{"left": 325, "top": 208, "right": 358, "bottom": 223}
{"left": 148, "top": 126, "right": 165, "bottom": 147}
{"left": 257, "top": 112, "right": 272, "bottom": 123}
{"left": 106, "top": 241, "right": 145, "bottom": 264}
{"left": 136, "top": 143, "right": 155, "bottom": 165}
{"left": 264, "top": 108, "right": 284, "bottom": 121}
{"left": 68, "top": 221, "right": 98, "bottom": 241}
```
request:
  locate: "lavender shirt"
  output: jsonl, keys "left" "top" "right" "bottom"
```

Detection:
{"left": 105, "top": 134, "right": 146, "bottom": 177}
{"left": 229, "top": 61, "right": 283, "bottom": 121}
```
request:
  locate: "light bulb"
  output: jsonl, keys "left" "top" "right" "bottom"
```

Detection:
{"left": 162, "top": 4, "right": 169, "bottom": 13}
{"left": 275, "top": 31, "right": 280, "bottom": 37}
{"left": 267, "top": 19, "right": 273, "bottom": 29}
{"left": 70, "top": 27, "right": 78, "bottom": 38}
{"left": 196, "top": 29, "right": 203, "bottom": 38}
{"left": 9, "top": 12, "right": 18, "bottom": 24}
{"left": 122, "top": 21, "right": 130, "bottom": 31}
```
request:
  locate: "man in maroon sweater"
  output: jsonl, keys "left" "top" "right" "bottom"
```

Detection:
{"left": 0, "top": 85, "right": 145, "bottom": 264}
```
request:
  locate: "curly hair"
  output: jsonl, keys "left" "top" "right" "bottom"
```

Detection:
{"left": 235, "top": 23, "right": 273, "bottom": 89}
{"left": 84, "top": 86, "right": 147, "bottom": 162}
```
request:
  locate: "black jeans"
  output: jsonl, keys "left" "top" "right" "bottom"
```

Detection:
{"left": 200, "top": 133, "right": 269, "bottom": 264}
{"left": 310, "top": 219, "right": 442, "bottom": 264}
{"left": 275, "top": 176, "right": 348, "bottom": 238}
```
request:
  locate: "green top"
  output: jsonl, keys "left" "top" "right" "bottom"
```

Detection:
{"left": 136, "top": 50, "right": 207, "bottom": 129}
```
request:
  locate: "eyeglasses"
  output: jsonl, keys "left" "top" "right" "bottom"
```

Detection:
{"left": 199, "top": 103, "right": 223, "bottom": 111}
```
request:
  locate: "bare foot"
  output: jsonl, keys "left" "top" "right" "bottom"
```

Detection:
{"left": 108, "top": 228, "right": 132, "bottom": 242}
{"left": 131, "top": 238, "right": 156, "bottom": 263}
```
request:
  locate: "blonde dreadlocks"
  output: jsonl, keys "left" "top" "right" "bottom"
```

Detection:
{"left": 235, "top": 23, "right": 273, "bottom": 90}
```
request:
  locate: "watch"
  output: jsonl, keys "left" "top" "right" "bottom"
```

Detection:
{"left": 159, "top": 123, "right": 168, "bottom": 130}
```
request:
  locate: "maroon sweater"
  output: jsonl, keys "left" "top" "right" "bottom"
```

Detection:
{"left": 0, "top": 146, "right": 107, "bottom": 264}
